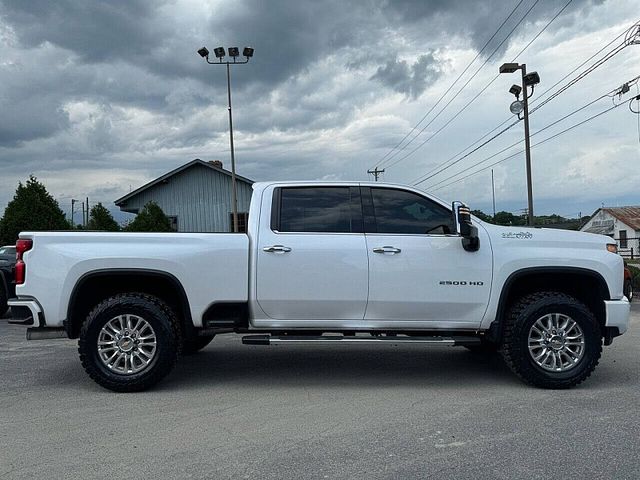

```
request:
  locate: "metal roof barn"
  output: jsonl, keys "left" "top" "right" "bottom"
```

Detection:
{"left": 115, "top": 159, "right": 253, "bottom": 233}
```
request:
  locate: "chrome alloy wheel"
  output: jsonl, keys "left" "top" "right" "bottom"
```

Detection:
{"left": 97, "top": 314, "right": 157, "bottom": 375}
{"left": 528, "top": 313, "right": 585, "bottom": 372}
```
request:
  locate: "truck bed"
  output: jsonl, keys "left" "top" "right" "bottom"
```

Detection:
{"left": 15, "top": 231, "right": 249, "bottom": 328}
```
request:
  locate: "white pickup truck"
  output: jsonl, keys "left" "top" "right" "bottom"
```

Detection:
{"left": 8, "top": 182, "right": 630, "bottom": 391}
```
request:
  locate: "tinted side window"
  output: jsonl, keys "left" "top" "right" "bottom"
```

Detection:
{"left": 370, "top": 188, "right": 453, "bottom": 234}
{"left": 279, "top": 187, "right": 354, "bottom": 233}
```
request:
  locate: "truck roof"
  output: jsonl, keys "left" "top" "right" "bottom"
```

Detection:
{"left": 250, "top": 181, "right": 450, "bottom": 208}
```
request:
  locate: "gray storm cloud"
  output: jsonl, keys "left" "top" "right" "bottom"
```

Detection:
{"left": 0, "top": 0, "right": 634, "bottom": 221}
{"left": 370, "top": 52, "right": 444, "bottom": 99}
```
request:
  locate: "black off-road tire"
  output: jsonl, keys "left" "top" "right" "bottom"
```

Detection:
{"left": 78, "top": 293, "right": 181, "bottom": 392}
{"left": 501, "top": 292, "right": 602, "bottom": 389}
{"left": 624, "top": 279, "right": 633, "bottom": 301}
{"left": 182, "top": 335, "right": 215, "bottom": 355}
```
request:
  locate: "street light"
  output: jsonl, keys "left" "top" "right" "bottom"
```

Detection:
{"left": 499, "top": 62, "right": 540, "bottom": 227}
{"left": 198, "top": 45, "right": 254, "bottom": 233}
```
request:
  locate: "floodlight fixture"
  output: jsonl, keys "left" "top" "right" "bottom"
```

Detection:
{"left": 523, "top": 71, "right": 540, "bottom": 86}
{"left": 499, "top": 63, "right": 520, "bottom": 74}
{"left": 509, "top": 84, "right": 522, "bottom": 98}
{"left": 510, "top": 100, "right": 524, "bottom": 115}
{"left": 197, "top": 46, "right": 209, "bottom": 58}
{"left": 228, "top": 47, "right": 240, "bottom": 58}
{"left": 243, "top": 47, "right": 254, "bottom": 58}
{"left": 213, "top": 47, "right": 225, "bottom": 58}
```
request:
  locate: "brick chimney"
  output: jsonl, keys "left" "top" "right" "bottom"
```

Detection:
{"left": 208, "top": 160, "right": 223, "bottom": 169}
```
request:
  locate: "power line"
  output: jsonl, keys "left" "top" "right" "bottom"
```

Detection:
{"left": 413, "top": 119, "right": 520, "bottom": 186}
{"left": 372, "top": 0, "right": 527, "bottom": 168}
{"left": 375, "top": 0, "right": 540, "bottom": 170}
{"left": 430, "top": 95, "right": 636, "bottom": 192}
{"left": 411, "top": 21, "right": 640, "bottom": 186}
{"left": 384, "top": 0, "right": 575, "bottom": 173}
{"left": 424, "top": 0, "right": 574, "bottom": 162}
{"left": 419, "top": 77, "right": 638, "bottom": 189}
{"left": 530, "top": 20, "right": 639, "bottom": 112}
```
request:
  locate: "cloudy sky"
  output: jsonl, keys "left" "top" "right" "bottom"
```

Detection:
{"left": 1, "top": 0, "right": 639, "bottom": 222}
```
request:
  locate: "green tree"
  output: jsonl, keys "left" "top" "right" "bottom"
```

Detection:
{"left": 88, "top": 203, "right": 120, "bottom": 231}
{"left": 493, "top": 211, "right": 526, "bottom": 226}
{"left": 471, "top": 209, "right": 493, "bottom": 223}
{"left": 125, "top": 202, "right": 172, "bottom": 232}
{"left": 0, "top": 175, "right": 68, "bottom": 244}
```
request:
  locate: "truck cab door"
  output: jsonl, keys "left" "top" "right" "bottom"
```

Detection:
{"left": 253, "top": 185, "right": 368, "bottom": 325}
{"left": 362, "top": 186, "right": 492, "bottom": 328}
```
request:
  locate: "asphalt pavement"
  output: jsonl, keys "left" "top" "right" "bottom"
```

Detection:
{"left": 1, "top": 306, "right": 638, "bottom": 479}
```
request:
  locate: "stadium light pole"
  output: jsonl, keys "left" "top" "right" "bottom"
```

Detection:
{"left": 500, "top": 63, "right": 540, "bottom": 227}
{"left": 198, "top": 46, "right": 254, "bottom": 233}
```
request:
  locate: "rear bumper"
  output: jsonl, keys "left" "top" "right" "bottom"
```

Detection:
{"left": 604, "top": 298, "right": 630, "bottom": 336}
{"left": 7, "top": 297, "right": 44, "bottom": 327}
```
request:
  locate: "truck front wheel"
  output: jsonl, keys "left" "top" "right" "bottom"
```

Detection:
{"left": 501, "top": 292, "right": 602, "bottom": 389}
{"left": 78, "top": 293, "right": 181, "bottom": 392}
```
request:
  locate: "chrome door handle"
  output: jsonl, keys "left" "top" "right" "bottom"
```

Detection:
{"left": 373, "top": 246, "right": 401, "bottom": 254}
{"left": 263, "top": 245, "right": 292, "bottom": 253}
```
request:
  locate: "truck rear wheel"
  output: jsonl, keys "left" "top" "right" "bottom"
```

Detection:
{"left": 0, "top": 285, "right": 8, "bottom": 318}
{"left": 624, "top": 279, "right": 633, "bottom": 301}
{"left": 501, "top": 292, "right": 602, "bottom": 389}
{"left": 78, "top": 293, "right": 181, "bottom": 392}
{"left": 182, "top": 334, "right": 215, "bottom": 355}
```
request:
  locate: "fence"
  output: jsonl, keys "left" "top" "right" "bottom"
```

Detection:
{"left": 614, "top": 237, "right": 640, "bottom": 259}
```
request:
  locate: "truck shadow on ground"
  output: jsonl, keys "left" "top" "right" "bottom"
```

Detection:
{"left": 164, "top": 342, "right": 522, "bottom": 391}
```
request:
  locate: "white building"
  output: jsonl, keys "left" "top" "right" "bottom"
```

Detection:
{"left": 581, "top": 207, "right": 640, "bottom": 257}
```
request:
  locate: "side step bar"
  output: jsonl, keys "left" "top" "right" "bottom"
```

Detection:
{"left": 242, "top": 335, "right": 481, "bottom": 346}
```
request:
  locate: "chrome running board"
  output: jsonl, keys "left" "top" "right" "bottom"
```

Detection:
{"left": 242, "top": 335, "right": 480, "bottom": 346}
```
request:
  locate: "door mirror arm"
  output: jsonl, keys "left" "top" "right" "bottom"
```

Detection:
{"left": 452, "top": 201, "right": 480, "bottom": 252}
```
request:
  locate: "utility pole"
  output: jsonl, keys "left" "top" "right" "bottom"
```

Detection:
{"left": 367, "top": 167, "right": 385, "bottom": 181}
{"left": 86, "top": 197, "right": 89, "bottom": 227}
{"left": 520, "top": 64, "right": 535, "bottom": 227}
{"left": 491, "top": 169, "right": 496, "bottom": 218}
{"left": 499, "top": 62, "right": 540, "bottom": 227}
{"left": 71, "top": 199, "right": 78, "bottom": 227}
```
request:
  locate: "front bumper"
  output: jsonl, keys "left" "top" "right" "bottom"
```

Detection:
{"left": 604, "top": 298, "right": 630, "bottom": 336}
{"left": 7, "top": 297, "right": 44, "bottom": 327}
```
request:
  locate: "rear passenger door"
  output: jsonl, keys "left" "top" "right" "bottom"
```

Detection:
{"left": 255, "top": 185, "right": 369, "bottom": 322}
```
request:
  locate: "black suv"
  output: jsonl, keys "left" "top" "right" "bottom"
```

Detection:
{"left": 0, "top": 246, "right": 15, "bottom": 316}
{"left": 0, "top": 264, "right": 12, "bottom": 316}
{"left": 0, "top": 245, "right": 15, "bottom": 263}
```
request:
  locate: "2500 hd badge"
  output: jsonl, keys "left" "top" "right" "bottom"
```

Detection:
{"left": 439, "top": 280, "right": 485, "bottom": 286}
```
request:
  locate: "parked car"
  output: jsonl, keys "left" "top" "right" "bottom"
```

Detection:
{"left": 9, "top": 181, "right": 630, "bottom": 392}
{"left": 624, "top": 264, "right": 633, "bottom": 301}
{"left": 0, "top": 258, "right": 13, "bottom": 317}
{"left": 0, "top": 245, "right": 16, "bottom": 264}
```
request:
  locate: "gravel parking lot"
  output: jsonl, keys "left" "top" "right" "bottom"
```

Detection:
{"left": 1, "top": 307, "right": 639, "bottom": 480}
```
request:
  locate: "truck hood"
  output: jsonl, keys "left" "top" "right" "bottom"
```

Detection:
{"left": 478, "top": 222, "right": 613, "bottom": 250}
